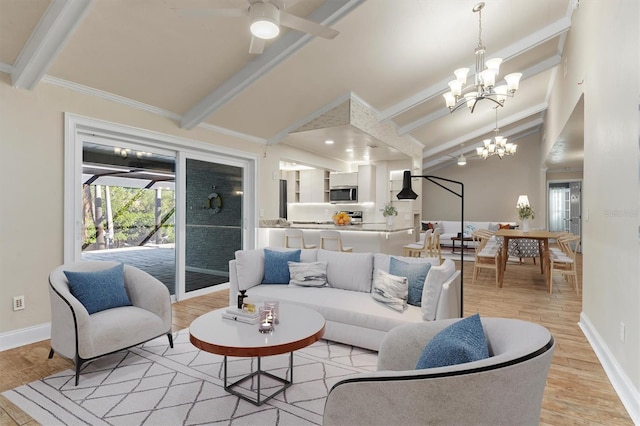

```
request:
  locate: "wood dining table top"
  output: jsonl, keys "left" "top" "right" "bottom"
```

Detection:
{"left": 495, "top": 229, "right": 556, "bottom": 239}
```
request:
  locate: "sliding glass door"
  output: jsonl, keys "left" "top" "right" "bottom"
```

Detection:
{"left": 66, "top": 114, "right": 257, "bottom": 301}
{"left": 80, "top": 141, "right": 177, "bottom": 295}
{"left": 181, "top": 155, "right": 244, "bottom": 295}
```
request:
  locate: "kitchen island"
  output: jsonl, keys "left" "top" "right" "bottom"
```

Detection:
{"left": 258, "top": 223, "right": 416, "bottom": 255}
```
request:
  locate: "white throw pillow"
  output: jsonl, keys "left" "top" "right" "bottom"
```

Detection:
{"left": 235, "top": 249, "right": 264, "bottom": 289}
{"left": 371, "top": 269, "right": 408, "bottom": 312}
{"left": 317, "top": 250, "right": 373, "bottom": 293}
{"left": 288, "top": 261, "right": 328, "bottom": 287}
{"left": 421, "top": 259, "right": 456, "bottom": 320}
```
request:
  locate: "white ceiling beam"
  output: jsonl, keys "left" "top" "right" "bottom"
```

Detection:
{"left": 380, "top": 17, "right": 571, "bottom": 123}
{"left": 421, "top": 103, "right": 548, "bottom": 160}
{"left": 11, "top": 0, "right": 94, "bottom": 90}
{"left": 399, "top": 54, "right": 562, "bottom": 135}
{"left": 180, "top": 0, "right": 364, "bottom": 130}
{"left": 422, "top": 121, "right": 542, "bottom": 172}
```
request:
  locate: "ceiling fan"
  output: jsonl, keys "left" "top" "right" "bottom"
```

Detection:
{"left": 175, "top": 0, "right": 340, "bottom": 54}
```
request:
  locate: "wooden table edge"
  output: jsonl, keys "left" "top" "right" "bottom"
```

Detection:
{"left": 189, "top": 324, "right": 325, "bottom": 358}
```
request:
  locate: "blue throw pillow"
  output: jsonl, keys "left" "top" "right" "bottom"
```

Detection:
{"left": 416, "top": 314, "right": 489, "bottom": 369}
{"left": 262, "top": 249, "right": 301, "bottom": 284}
{"left": 63, "top": 263, "right": 132, "bottom": 315}
{"left": 389, "top": 257, "right": 431, "bottom": 307}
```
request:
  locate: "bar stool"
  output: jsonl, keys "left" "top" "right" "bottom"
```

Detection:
{"left": 284, "top": 229, "right": 317, "bottom": 249}
{"left": 319, "top": 230, "right": 353, "bottom": 252}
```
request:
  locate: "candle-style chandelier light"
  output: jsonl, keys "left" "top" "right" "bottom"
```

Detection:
{"left": 443, "top": 2, "right": 522, "bottom": 113}
{"left": 476, "top": 107, "right": 517, "bottom": 159}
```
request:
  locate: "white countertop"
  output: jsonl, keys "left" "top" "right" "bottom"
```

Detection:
{"left": 261, "top": 223, "right": 413, "bottom": 232}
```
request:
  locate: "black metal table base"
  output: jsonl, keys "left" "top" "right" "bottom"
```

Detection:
{"left": 223, "top": 352, "right": 294, "bottom": 406}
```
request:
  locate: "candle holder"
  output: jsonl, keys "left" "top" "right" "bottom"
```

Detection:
{"left": 258, "top": 306, "right": 274, "bottom": 333}
{"left": 264, "top": 300, "right": 279, "bottom": 324}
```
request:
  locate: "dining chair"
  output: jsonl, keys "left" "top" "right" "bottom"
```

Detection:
{"left": 319, "top": 230, "right": 353, "bottom": 252}
{"left": 428, "top": 228, "right": 443, "bottom": 264}
{"left": 550, "top": 232, "right": 572, "bottom": 258}
{"left": 284, "top": 228, "right": 317, "bottom": 249}
{"left": 472, "top": 231, "right": 502, "bottom": 287}
{"left": 403, "top": 229, "right": 433, "bottom": 257}
{"left": 550, "top": 234, "right": 580, "bottom": 295}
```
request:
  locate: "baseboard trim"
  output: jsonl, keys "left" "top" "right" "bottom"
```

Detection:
{"left": 579, "top": 312, "right": 639, "bottom": 424}
{"left": 0, "top": 322, "right": 51, "bottom": 352}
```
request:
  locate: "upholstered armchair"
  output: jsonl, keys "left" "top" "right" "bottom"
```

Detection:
{"left": 323, "top": 317, "right": 555, "bottom": 426}
{"left": 48, "top": 261, "right": 173, "bottom": 385}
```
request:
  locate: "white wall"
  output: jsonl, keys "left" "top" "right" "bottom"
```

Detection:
{"left": 542, "top": 0, "right": 639, "bottom": 418}
{"left": 421, "top": 132, "right": 543, "bottom": 226}
{"left": 579, "top": 0, "right": 639, "bottom": 403}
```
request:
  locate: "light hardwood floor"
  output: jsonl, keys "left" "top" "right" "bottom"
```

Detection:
{"left": 0, "top": 251, "right": 634, "bottom": 425}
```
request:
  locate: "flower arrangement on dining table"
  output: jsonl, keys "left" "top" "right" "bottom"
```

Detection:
{"left": 517, "top": 203, "right": 535, "bottom": 220}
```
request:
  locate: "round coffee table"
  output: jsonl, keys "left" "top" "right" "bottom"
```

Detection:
{"left": 189, "top": 303, "right": 325, "bottom": 406}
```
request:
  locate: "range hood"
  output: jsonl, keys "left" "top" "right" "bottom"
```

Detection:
{"left": 281, "top": 95, "right": 416, "bottom": 163}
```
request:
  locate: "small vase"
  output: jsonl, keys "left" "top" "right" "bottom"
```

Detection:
{"left": 522, "top": 219, "right": 530, "bottom": 232}
{"left": 386, "top": 216, "right": 394, "bottom": 226}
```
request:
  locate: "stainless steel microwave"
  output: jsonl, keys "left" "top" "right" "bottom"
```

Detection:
{"left": 329, "top": 187, "right": 358, "bottom": 203}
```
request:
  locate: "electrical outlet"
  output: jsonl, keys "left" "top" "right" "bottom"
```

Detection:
{"left": 619, "top": 322, "right": 625, "bottom": 343}
{"left": 13, "top": 295, "right": 25, "bottom": 311}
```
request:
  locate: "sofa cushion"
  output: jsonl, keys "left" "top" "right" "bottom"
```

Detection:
{"left": 262, "top": 248, "right": 301, "bottom": 284}
{"left": 389, "top": 257, "right": 431, "bottom": 307}
{"left": 288, "top": 261, "right": 328, "bottom": 287}
{"left": 317, "top": 250, "right": 373, "bottom": 293}
{"left": 245, "top": 285, "right": 424, "bottom": 333}
{"left": 235, "top": 249, "right": 264, "bottom": 289}
{"left": 416, "top": 314, "right": 489, "bottom": 369}
{"left": 422, "top": 259, "right": 456, "bottom": 321}
{"left": 371, "top": 269, "right": 408, "bottom": 313}
{"left": 63, "top": 263, "right": 132, "bottom": 315}
{"left": 373, "top": 254, "right": 440, "bottom": 274}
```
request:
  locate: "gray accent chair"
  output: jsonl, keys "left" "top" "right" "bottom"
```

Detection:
{"left": 323, "top": 317, "right": 555, "bottom": 426}
{"left": 48, "top": 261, "right": 173, "bottom": 385}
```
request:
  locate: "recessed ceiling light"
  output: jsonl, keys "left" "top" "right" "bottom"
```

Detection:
{"left": 346, "top": 148, "right": 353, "bottom": 153}
{"left": 325, "top": 140, "right": 334, "bottom": 144}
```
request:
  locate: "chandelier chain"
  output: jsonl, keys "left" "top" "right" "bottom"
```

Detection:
{"left": 443, "top": 2, "right": 522, "bottom": 114}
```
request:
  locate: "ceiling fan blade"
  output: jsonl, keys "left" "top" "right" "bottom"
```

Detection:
{"left": 249, "top": 36, "right": 266, "bottom": 54}
{"left": 174, "top": 8, "right": 247, "bottom": 18}
{"left": 279, "top": 11, "right": 339, "bottom": 39}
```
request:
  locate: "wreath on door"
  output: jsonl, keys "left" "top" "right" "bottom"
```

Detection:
{"left": 207, "top": 192, "right": 222, "bottom": 214}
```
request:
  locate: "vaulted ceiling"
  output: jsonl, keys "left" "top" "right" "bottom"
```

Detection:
{"left": 0, "top": 0, "right": 583, "bottom": 172}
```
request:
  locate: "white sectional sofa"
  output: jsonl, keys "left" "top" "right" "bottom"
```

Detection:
{"left": 228, "top": 248, "right": 462, "bottom": 351}
{"left": 421, "top": 220, "right": 517, "bottom": 248}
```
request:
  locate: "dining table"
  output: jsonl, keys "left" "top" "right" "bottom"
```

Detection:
{"left": 495, "top": 229, "right": 557, "bottom": 291}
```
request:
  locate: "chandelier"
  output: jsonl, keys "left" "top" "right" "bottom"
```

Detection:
{"left": 476, "top": 107, "right": 517, "bottom": 159}
{"left": 443, "top": 2, "right": 522, "bottom": 113}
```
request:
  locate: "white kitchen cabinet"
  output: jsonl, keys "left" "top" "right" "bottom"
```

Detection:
{"left": 299, "top": 169, "right": 328, "bottom": 203}
{"left": 286, "top": 171, "right": 299, "bottom": 203}
{"left": 357, "top": 164, "right": 376, "bottom": 202}
{"left": 329, "top": 172, "right": 358, "bottom": 187}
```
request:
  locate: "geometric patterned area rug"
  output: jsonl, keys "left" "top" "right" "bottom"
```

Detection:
{"left": 2, "top": 330, "right": 377, "bottom": 425}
